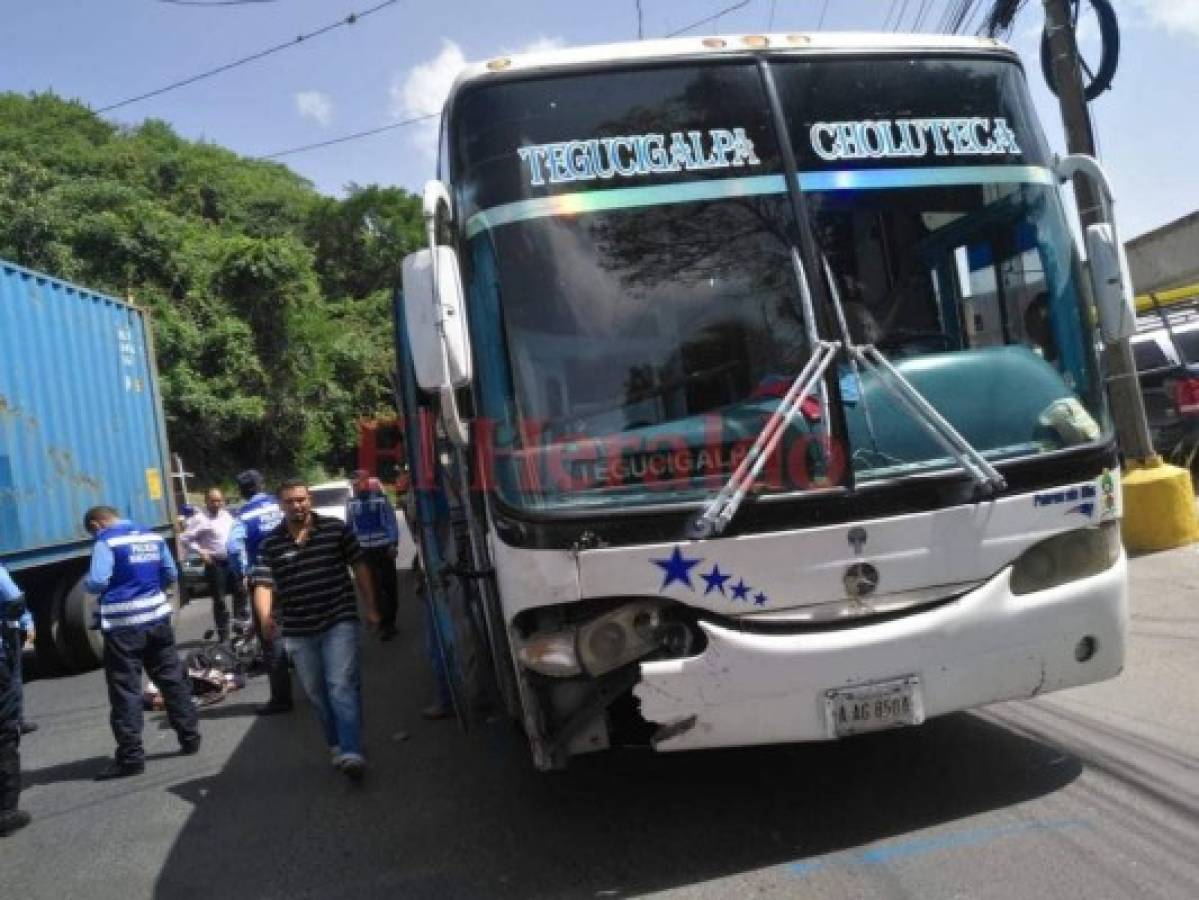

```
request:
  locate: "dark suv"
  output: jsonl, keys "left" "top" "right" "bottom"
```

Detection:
{"left": 1129, "top": 313, "right": 1199, "bottom": 465}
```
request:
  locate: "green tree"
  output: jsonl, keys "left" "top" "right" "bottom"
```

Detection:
{"left": 0, "top": 91, "right": 424, "bottom": 484}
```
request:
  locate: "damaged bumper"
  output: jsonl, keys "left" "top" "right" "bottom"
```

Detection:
{"left": 634, "top": 554, "right": 1127, "bottom": 752}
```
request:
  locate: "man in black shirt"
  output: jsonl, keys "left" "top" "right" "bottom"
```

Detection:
{"left": 252, "top": 478, "right": 380, "bottom": 780}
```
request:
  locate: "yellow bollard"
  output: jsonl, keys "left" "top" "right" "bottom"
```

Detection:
{"left": 1121, "top": 456, "right": 1199, "bottom": 552}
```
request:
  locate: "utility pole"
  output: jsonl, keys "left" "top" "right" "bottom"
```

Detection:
{"left": 1042, "top": 0, "right": 1155, "bottom": 462}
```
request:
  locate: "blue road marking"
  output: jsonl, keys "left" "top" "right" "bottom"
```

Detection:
{"left": 789, "top": 818, "right": 1091, "bottom": 877}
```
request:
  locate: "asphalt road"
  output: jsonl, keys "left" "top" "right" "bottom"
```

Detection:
{"left": 2, "top": 552, "right": 1197, "bottom": 899}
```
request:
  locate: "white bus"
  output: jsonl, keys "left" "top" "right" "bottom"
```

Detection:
{"left": 398, "top": 32, "right": 1132, "bottom": 770}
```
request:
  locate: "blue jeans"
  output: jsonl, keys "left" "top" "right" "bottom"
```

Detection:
{"left": 285, "top": 620, "right": 363, "bottom": 757}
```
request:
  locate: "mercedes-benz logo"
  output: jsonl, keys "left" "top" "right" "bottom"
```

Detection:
{"left": 843, "top": 562, "right": 879, "bottom": 598}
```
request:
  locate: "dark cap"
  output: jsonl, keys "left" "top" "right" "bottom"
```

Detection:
{"left": 235, "top": 469, "right": 264, "bottom": 492}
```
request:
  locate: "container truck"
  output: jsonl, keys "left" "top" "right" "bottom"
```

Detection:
{"left": 396, "top": 32, "right": 1137, "bottom": 770}
{"left": 0, "top": 259, "right": 175, "bottom": 672}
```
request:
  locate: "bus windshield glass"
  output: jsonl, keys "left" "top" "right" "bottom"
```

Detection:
{"left": 454, "top": 55, "right": 1109, "bottom": 513}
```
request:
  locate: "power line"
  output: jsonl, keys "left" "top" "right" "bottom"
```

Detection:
{"left": 891, "top": 0, "right": 911, "bottom": 31}
{"left": 98, "top": 0, "right": 399, "bottom": 113}
{"left": 157, "top": 1, "right": 280, "bottom": 6}
{"left": 636, "top": 0, "right": 644, "bottom": 39}
{"left": 962, "top": 0, "right": 986, "bottom": 34}
{"left": 912, "top": 0, "right": 934, "bottom": 30}
{"left": 767, "top": 0, "right": 778, "bottom": 30}
{"left": 817, "top": 0, "right": 831, "bottom": 29}
{"left": 937, "top": 0, "right": 963, "bottom": 32}
{"left": 665, "top": 0, "right": 752, "bottom": 38}
{"left": 258, "top": 112, "right": 437, "bottom": 160}
{"left": 882, "top": 0, "right": 901, "bottom": 30}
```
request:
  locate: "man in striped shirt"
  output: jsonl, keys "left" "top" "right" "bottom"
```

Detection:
{"left": 84, "top": 506, "right": 200, "bottom": 780}
{"left": 252, "top": 479, "right": 379, "bottom": 780}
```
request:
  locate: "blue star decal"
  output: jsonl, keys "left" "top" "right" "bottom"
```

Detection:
{"left": 652, "top": 546, "right": 703, "bottom": 591}
{"left": 700, "top": 564, "right": 731, "bottom": 596}
{"left": 731, "top": 579, "right": 751, "bottom": 602}
{"left": 753, "top": 591, "right": 768, "bottom": 607}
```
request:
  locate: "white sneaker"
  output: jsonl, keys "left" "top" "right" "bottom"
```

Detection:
{"left": 334, "top": 752, "right": 366, "bottom": 781}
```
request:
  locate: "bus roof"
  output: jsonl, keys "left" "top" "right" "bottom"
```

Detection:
{"left": 447, "top": 31, "right": 1019, "bottom": 105}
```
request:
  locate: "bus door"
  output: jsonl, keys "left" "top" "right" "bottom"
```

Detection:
{"left": 391, "top": 289, "right": 476, "bottom": 730}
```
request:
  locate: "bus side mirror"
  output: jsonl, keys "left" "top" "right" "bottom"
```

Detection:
{"left": 402, "top": 249, "right": 448, "bottom": 391}
{"left": 400, "top": 246, "right": 472, "bottom": 392}
{"left": 1084, "top": 222, "right": 1135, "bottom": 342}
{"left": 1053, "top": 154, "right": 1136, "bottom": 343}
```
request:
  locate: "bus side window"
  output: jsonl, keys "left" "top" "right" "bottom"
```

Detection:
{"left": 954, "top": 243, "right": 1004, "bottom": 348}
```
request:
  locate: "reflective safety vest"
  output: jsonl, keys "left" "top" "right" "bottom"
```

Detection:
{"left": 93, "top": 522, "right": 173, "bottom": 633}
{"left": 236, "top": 494, "right": 284, "bottom": 569}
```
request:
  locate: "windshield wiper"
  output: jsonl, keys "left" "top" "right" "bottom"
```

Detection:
{"left": 847, "top": 344, "right": 1007, "bottom": 493}
{"left": 821, "top": 257, "right": 1006, "bottom": 497}
{"left": 689, "top": 339, "right": 840, "bottom": 539}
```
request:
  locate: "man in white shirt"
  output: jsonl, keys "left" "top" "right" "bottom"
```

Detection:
{"left": 180, "top": 488, "right": 242, "bottom": 642}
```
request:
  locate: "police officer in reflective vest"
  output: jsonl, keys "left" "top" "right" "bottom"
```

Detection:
{"left": 0, "top": 562, "right": 32, "bottom": 836}
{"left": 346, "top": 471, "right": 401, "bottom": 641}
{"left": 83, "top": 506, "right": 200, "bottom": 780}
{"left": 228, "top": 470, "right": 292, "bottom": 715}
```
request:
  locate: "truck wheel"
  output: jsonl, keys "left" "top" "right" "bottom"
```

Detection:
{"left": 34, "top": 613, "right": 68, "bottom": 674}
{"left": 57, "top": 574, "right": 104, "bottom": 672}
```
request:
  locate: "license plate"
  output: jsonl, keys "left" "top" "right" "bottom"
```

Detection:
{"left": 825, "top": 676, "right": 924, "bottom": 738}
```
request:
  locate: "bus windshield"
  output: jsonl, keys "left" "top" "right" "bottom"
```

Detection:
{"left": 454, "top": 55, "right": 1109, "bottom": 514}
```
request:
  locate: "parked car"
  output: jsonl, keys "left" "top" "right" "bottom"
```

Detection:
{"left": 310, "top": 480, "right": 352, "bottom": 521}
{"left": 179, "top": 554, "right": 209, "bottom": 606}
{"left": 1128, "top": 312, "right": 1199, "bottom": 465}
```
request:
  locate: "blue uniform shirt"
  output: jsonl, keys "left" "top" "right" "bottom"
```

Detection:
{"left": 85, "top": 520, "right": 177, "bottom": 633}
{"left": 346, "top": 489, "right": 399, "bottom": 549}
{"left": 229, "top": 494, "right": 284, "bottom": 577}
{"left": 1, "top": 562, "right": 30, "bottom": 660}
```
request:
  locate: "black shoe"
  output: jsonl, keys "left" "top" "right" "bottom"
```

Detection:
{"left": 0, "top": 809, "right": 31, "bottom": 837}
{"left": 378, "top": 624, "right": 398, "bottom": 642}
{"left": 95, "top": 761, "right": 145, "bottom": 781}
{"left": 179, "top": 736, "right": 202, "bottom": 755}
{"left": 255, "top": 701, "right": 293, "bottom": 716}
{"left": 19, "top": 720, "right": 38, "bottom": 735}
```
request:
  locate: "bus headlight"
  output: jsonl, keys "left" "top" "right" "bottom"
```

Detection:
{"left": 1009, "top": 521, "right": 1121, "bottom": 595}
{"left": 516, "top": 631, "right": 581, "bottom": 677}
{"left": 516, "top": 600, "right": 669, "bottom": 678}
{"left": 577, "top": 600, "right": 666, "bottom": 676}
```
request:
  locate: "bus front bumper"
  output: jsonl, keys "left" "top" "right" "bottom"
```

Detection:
{"left": 633, "top": 555, "right": 1128, "bottom": 752}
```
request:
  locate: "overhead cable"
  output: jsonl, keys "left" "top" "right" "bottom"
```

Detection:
{"left": 881, "top": 0, "right": 900, "bottom": 30}
{"left": 258, "top": 112, "right": 437, "bottom": 160}
{"left": 157, "top": 1, "right": 279, "bottom": 6}
{"left": 98, "top": 0, "right": 398, "bottom": 113}
{"left": 664, "top": 0, "right": 752, "bottom": 38}
{"left": 912, "top": 0, "right": 934, "bottom": 30}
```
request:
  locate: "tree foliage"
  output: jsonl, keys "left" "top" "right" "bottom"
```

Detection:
{"left": 0, "top": 92, "right": 421, "bottom": 483}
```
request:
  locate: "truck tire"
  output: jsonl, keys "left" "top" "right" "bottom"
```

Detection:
{"left": 56, "top": 573, "right": 104, "bottom": 673}
{"left": 34, "top": 612, "right": 68, "bottom": 674}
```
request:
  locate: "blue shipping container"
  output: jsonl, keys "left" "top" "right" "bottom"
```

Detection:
{"left": 0, "top": 259, "right": 174, "bottom": 571}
